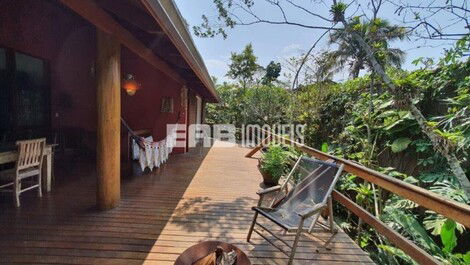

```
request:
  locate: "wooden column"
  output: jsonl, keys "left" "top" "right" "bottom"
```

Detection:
{"left": 96, "top": 30, "right": 121, "bottom": 210}
{"left": 182, "top": 86, "right": 188, "bottom": 153}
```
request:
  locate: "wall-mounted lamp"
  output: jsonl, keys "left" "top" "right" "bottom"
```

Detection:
{"left": 122, "top": 74, "right": 141, "bottom": 96}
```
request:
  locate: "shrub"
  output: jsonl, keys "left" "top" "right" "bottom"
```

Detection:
{"left": 260, "top": 144, "right": 289, "bottom": 182}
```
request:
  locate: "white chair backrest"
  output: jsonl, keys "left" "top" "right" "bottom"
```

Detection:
{"left": 16, "top": 138, "right": 46, "bottom": 170}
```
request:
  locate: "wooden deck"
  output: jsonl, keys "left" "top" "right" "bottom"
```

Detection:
{"left": 0, "top": 141, "right": 373, "bottom": 264}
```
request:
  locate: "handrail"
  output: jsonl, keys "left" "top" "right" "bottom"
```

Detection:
{"left": 245, "top": 131, "right": 470, "bottom": 265}
{"left": 249, "top": 130, "right": 470, "bottom": 227}
{"left": 332, "top": 190, "right": 440, "bottom": 265}
{"left": 245, "top": 135, "right": 271, "bottom": 158}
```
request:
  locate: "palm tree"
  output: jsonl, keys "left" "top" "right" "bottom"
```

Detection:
{"left": 321, "top": 17, "right": 407, "bottom": 79}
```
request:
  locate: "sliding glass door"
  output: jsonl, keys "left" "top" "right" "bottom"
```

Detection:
{"left": 0, "top": 47, "right": 50, "bottom": 142}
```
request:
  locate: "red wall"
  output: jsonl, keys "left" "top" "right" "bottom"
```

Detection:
{"left": 121, "top": 48, "right": 182, "bottom": 142}
{"left": 0, "top": 0, "right": 97, "bottom": 131}
{"left": 0, "top": 0, "right": 187, "bottom": 155}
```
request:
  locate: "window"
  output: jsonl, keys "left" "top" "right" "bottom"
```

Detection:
{"left": 0, "top": 48, "right": 9, "bottom": 135}
{"left": 0, "top": 47, "right": 50, "bottom": 140}
{"left": 161, "top": 97, "right": 174, "bottom": 113}
{"left": 0, "top": 48, "right": 5, "bottom": 69}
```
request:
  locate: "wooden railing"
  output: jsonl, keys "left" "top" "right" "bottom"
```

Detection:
{"left": 246, "top": 131, "right": 470, "bottom": 265}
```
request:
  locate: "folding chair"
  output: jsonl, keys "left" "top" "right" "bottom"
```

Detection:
{"left": 247, "top": 156, "right": 344, "bottom": 265}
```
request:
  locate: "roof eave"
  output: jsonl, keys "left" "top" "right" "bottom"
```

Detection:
{"left": 139, "top": 0, "right": 219, "bottom": 103}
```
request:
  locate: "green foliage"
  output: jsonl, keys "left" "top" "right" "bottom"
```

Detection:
{"left": 262, "top": 61, "right": 281, "bottom": 85}
{"left": 378, "top": 245, "right": 418, "bottom": 265}
{"left": 205, "top": 83, "right": 245, "bottom": 125}
{"left": 321, "top": 142, "right": 329, "bottom": 153}
{"left": 205, "top": 83, "right": 290, "bottom": 127}
{"left": 193, "top": 0, "right": 242, "bottom": 38}
{"left": 196, "top": 4, "right": 470, "bottom": 263}
{"left": 382, "top": 207, "right": 469, "bottom": 265}
{"left": 227, "top": 43, "right": 260, "bottom": 88}
{"left": 260, "top": 144, "right": 289, "bottom": 181}
{"left": 440, "top": 219, "right": 457, "bottom": 253}
{"left": 243, "top": 85, "right": 290, "bottom": 125}
{"left": 384, "top": 209, "right": 444, "bottom": 256}
{"left": 288, "top": 59, "right": 470, "bottom": 265}
{"left": 391, "top": 137, "right": 412, "bottom": 153}
{"left": 321, "top": 17, "right": 407, "bottom": 78}
{"left": 204, "top": 37, "right": 470, "bottom": 265}
{"left": 330, "top": 2, "right": 347, "bottom": 22}
{"left": 442, "top": 35, "right": 470, "bottom": 65}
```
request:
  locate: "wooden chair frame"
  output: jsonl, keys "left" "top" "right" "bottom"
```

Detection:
{"left": 0, "top": 138, "right": 46, "bottom": 207}
{"left": 247, "top": 158, "right": 344, "bottom": 265}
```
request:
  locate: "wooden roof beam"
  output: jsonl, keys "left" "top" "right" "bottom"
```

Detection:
{"left": 97, "top": 0, "right": 163, "bottom": 34}
{"left": 60, "top": 0, "right": 185, "bottom": 84}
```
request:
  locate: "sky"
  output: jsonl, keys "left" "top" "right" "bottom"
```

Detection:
{"left": 173, "top": 0, "right": 464, "bottom": 83}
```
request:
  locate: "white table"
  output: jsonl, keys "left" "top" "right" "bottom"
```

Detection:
{"left": 0, "top": 145, "right": 55, "bottom": 192}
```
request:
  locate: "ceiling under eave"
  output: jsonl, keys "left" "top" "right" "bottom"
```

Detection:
{"left": 96, "top": 0, "right": 219, "bottom": 103}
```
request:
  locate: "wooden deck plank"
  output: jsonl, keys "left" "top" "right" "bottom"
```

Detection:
{"left": 0, "top": 141, "right": 373, "bottom": 264}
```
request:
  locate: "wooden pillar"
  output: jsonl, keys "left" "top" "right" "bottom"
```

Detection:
{"left": 96, "top": 30, "right": 121, "bottom": 210}
{"left": 182, "top": 86, "right": 189, "bottom": 153}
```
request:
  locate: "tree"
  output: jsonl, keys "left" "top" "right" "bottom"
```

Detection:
{"left": 262, "top": 61, "right": 281, "bottom": 85}
{"left": 322, "top": 17, "right": 407, "bottom": 78}
{"left": 226, "top": 43, "right": 259, "bottom": 88}
{"left": 205, "top": 82, "right": 245, "bottom": 126}
{"left": 283, "top": 50, "right": 336, "bottom": 87}
{"left": 330, "top": 1, "right": 470, "bottom": 196}
{"left": 390, "top": 1, "right": 470, "bottom": 41}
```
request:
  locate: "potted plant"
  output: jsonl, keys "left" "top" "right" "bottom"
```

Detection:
{"left": 258, "top": 144, "right": 289, "bottom": 186}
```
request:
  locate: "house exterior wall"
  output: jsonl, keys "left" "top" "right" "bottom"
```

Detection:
{"left": 201, "top": 100, "right": 206, "bottom": 124}
{"left": 187, "top": 89, "right": 197, "bottom": 149}
{"left": 0, "top": 0, "right": 97, "bottom": 133}
{"left": 0, "top": 0, "right": 188, "bottom": 155}
{"left": 121, "top": 47, "right": 186, "bottom": 154}
{"left": 121, "top": 48, "right": 182, "bottom": 141}
{"left": 188, "top": 90, "right": 197, "bottom": 129}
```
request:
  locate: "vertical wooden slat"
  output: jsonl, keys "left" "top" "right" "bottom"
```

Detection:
{"left": 96, "top": 29, "right": 121, "bottom": 210}
{"left": 30, "top": 142, "right": 36, "bottom": 165}
{"left": 21, "top": 144, "right": 26, "bottom": 167}
{"left": 28, "top": 142, "right": 33, "bottom": 166}
{"left": 23, "top": 144, "right": 28, "bottom": 166}
{"left": 35, "top": 142, "right": 40, "bottom": 164}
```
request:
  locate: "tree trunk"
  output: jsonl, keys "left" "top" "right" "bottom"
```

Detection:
{"left": 338, "top": 18, "right": 470, "bottom": 197}
{"left": 408, "top": 104, "right": 470, "bottom": 195}
{"left": 351, "top": 59, "right": 362, "bottom": 79}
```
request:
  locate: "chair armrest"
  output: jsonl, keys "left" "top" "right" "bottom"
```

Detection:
{"left": 296, "top": 203, "right": 327, "bottom": 219}
{"left": 256, "top": 185, "right": 281, "bottom": 196}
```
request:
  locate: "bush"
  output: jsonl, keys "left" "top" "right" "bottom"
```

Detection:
{"left": 260, "top": 144, "right": 289, "bottom": 182}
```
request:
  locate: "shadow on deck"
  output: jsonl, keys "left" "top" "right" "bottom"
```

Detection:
{"left": 0, "top": 141, "right": 373, "bottom": 265}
